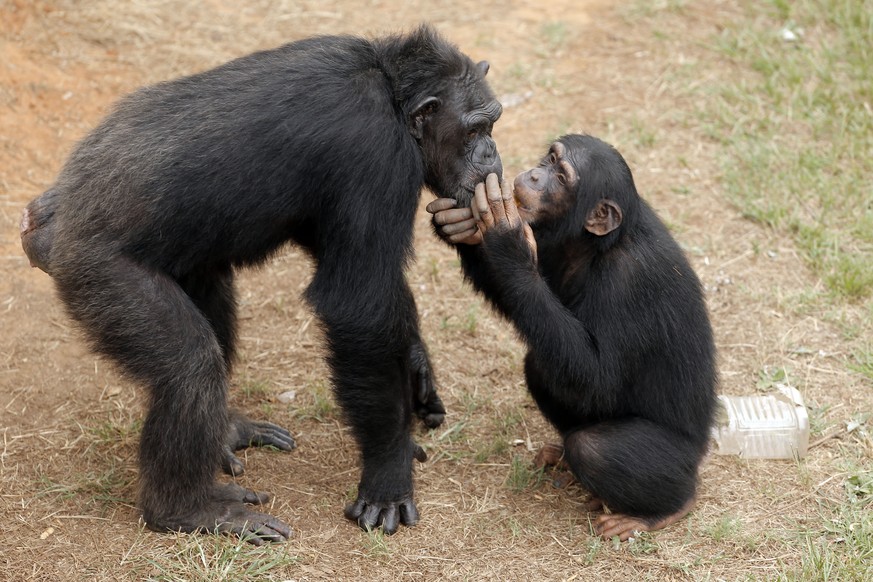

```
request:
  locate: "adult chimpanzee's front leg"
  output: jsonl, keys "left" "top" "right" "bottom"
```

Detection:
{"left": 308, "top": 261, "right": 425, "bottom": 534}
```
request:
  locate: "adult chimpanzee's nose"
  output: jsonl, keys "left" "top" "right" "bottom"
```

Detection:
{"left": 481, "top": 138, "right": 502, "bottom": 179}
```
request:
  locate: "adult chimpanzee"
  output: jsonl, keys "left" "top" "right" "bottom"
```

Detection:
{"left": 20, "top": 25, "right": 503, "bottom": 544}
{"left": 427, "top": 135, "right": 717, "bottom": 540}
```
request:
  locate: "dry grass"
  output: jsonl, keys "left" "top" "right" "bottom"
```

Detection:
{"left": 1, "top": 0, "right": 870, "bottom": 580}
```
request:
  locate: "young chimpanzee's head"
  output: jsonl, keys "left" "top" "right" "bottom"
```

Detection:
{"left": 512, "top": 134, "right": 639, "bottom": 251}
{"left": 389, "top": 25, "right": 503, "bottom": 206}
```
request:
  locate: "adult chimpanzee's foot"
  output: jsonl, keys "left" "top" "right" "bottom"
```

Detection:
{"left": 592, "top": 496, "right": 696, "bottom": 541}
{"left": 145, "top": 482, "right": 292, "bottom": 545}
{"left": 221, "top": 410, "right": 296, "bottom": 476}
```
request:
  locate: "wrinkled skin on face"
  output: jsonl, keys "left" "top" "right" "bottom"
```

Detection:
{"left": 414, "top": 60, "right": 503, "bottom": 206}
{"left": 511, "top": 140, "right": 578, "bottom": 225}
{"left": 427, "top": 140, "right": 576, "bottom": 246}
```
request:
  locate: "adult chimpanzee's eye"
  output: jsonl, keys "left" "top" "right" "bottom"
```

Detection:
{"left": 467, "top": 129, "right": 479, "bottom": 141}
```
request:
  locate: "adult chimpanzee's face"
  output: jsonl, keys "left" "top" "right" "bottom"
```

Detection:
{"left": 512, "top": 141, "right": 579, "bottom": 225}
{"left": 416, "top": 61, "right": 503, "bottom": 206}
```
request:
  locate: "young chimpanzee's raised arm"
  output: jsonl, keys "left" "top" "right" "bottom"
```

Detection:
{"left": 427, "top": 135, "right": 717, "bottom": 540}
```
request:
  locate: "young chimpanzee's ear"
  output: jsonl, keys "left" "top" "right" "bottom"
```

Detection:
{"left": 584, "top": 199, "right": 623, "bottom": 236}
{"left": 409, "top": 96, "right": 441, "bottom": 140}
{"left": 476, "top": 60, "right": 490, "bottom": 76}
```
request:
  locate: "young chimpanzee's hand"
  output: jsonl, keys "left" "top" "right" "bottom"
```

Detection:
{"left": 474, "top": 173, "right": 537, "bottom": 261}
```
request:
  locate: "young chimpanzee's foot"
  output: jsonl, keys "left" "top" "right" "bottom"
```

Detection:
{"left": 533, "top": 442, "right": 566, "bottom": 469}
{"left": 592, "top": 496, "right": 696, "bottom": 541}
{"left": 533, "top": 442, "right": 576, "bottom": 488}
{"left": 146, "top": 482, "right": 292, "bottom": 545}
{"left": 221, "top": 410, "right": 296, "bottom": 476}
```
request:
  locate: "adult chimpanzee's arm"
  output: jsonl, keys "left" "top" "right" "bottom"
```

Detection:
{"left": 402, "top": 285, "right": 446, "bottom": 429}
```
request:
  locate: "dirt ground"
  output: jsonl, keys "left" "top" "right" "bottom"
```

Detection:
{"left": 1, "top": 0, "right": 870, "bottom": 580}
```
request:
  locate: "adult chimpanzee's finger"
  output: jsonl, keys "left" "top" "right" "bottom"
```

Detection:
{"left": 381, "top": 505, "right": 399, "bottom": 535}
{"left": 399, "top": 500, "right": 420, "bottom": 526}
{"left": 413, "top": 443, "right": 428, "bottom": 462}
{"left": 425, "top": 198, "right": 457, "bottom": 214}
{"left": 473, "top": 182, "right": 492, "bottom": 228}
{"left": 359, "top": 504, "right": 382, "bottom": 531}
{"left": 501, "top": 179, "right": 521, "bottom": 227}
{"left": 440, "top": 217, "right": 477, "bottom": 235}
{"left": 431, "top": 207, "right": 472, "bottom": 226}
{"left": 344, "top": 499, "right": 366, "bottom": 521}
{"left": 449, "top": 228, "right": 482, "bottom": 245}
{"left": 485, "top": 173, "right": 507, "bottom": 225}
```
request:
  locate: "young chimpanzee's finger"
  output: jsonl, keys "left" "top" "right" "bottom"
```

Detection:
{"left": 485, "top": 173, "right": 507, "bottom": 226}
{"left": 501, "top": 179, "right": 521, "bottom": 228}
{"left": 473, "top": 182, "right": 493, "bottom": 230}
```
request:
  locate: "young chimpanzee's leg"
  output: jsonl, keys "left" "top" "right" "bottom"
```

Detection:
{"left": 562, "top": 419, "right": 703, "bottom": 540}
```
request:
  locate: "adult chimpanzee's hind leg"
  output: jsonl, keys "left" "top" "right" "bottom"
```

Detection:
{"left": 181, "top": 269, "right": 296, "bottom": 477}
{"left": 53, "top": 254, "right": 291, "bottom": 544}
{"left": 562, "top": 418, "right": 703, "bottom": 541}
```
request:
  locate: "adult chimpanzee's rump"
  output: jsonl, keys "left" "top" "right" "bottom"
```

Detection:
{"left": 21, "top": 25, "right": 502, "bottom": 543}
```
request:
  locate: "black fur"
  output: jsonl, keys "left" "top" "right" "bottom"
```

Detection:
{"left": 452, "top": 135, "right": 716, "bottom": 519}
{"left": 22, "top": 25, "right": 502, "bottom": 540}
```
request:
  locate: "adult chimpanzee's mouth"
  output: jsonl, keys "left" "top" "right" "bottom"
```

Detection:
{"left": 453, "top": 185, "right": 476, "bottom": 208}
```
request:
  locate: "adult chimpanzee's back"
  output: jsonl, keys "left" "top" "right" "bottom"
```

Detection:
{"left": 20, "top": 25, "right": 503, "bottom": 543}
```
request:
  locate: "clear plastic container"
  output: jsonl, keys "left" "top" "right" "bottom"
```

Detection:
{"left": 711, "top": 384, "right": 809, "bottom": 459}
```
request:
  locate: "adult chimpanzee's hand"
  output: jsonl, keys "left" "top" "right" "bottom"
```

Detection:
{"left": 475, "top": 173, "right": 537, "bottom": 260}
{"left": 427, "top": 197, "right": 484, "bottom": 245}
{"left": 344, "top": 440, "right": 427, "bottom": 534}
{"left": 409, "top": 341, "right": 446, "bottom": 429}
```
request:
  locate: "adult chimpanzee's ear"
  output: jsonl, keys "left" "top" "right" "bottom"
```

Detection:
{"left": 584, "top": 199, "right": 623, "bottom": 236}
{"left": 409, "top": 96, "right": 441, "bottom": 140}
{"left": 476, "top": 60, "right": 490, "bottom": 76}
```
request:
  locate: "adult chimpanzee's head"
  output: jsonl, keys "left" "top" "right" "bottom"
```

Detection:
{"left": 512, "top": 134, "right": 640, "bottom": 250}
{"left": 384, "top": 25, "right": 503, "bottom": 206}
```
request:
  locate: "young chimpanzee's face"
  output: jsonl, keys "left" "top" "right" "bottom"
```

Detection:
{"left": 512, "top": 141, "right": 578, "bottom": 225}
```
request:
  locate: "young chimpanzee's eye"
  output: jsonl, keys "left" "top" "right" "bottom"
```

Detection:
{"left": 556, "top": 173, "right": 566, "bottom": 185}
{"left": 549, "top": 152, "right": 557, "bottom": 164}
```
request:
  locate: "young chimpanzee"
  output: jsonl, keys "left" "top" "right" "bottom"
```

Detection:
{"left": 20, "top": 25, "right": 503, "bottom": 543}
{"left": 428, "top": 135, "right": 717, "bottom": 540}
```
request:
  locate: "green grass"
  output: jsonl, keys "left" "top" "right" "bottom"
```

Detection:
{"left": 505, "top": 453, "right": 543, "bottom": 493}
{"left": 296, "top": 379, "right": 336, "bottom": 421}
{"left": 707, "top": 0, "right": 873, "bottom": 303}
{"left": 134, "top": 530, "right": 299, "bottom": 581}
{"left": 681, "top": 3, "right": 873, "bottom": 578}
